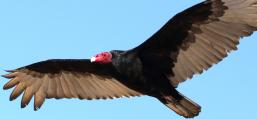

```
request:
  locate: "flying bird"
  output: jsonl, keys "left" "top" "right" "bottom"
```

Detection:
{"left": 2, "top": 0, "right": 257, "bottom": 118}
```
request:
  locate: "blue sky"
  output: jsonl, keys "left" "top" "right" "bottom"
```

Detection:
{"left": 1, "top": 0, "right": 257, "bottom": 119}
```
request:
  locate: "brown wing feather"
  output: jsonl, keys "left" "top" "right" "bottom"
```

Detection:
{"left": 133, "top": 0, "right": 257, "bottom": 87}
{"left": 171, "top": 0, "right": 257, "bottom": 87}
{"left": 2, "top": 59, "right": 142, "bottom": 110}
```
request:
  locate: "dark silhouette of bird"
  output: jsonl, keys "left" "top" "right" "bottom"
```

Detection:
{"left": 2, "top": 0, "right": 257, "bottom": 118}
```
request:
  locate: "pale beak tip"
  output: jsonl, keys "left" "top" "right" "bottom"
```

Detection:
{"left": 90, "top": 57, "right": 96, "bottom": 62}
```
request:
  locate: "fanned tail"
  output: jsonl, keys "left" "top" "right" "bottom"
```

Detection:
{"left": 158, "top": 92, "right": 201, "bottom": 118}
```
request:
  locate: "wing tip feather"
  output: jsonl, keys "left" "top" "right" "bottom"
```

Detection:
{"left": 2, "top": 74, "right": 14, "bottom": 79}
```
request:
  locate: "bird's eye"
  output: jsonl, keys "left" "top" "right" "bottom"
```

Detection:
{"left": 102, "top": 53, "right": 107, "bottom": 57}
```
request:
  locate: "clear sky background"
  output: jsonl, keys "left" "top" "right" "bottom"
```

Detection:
{"left": 0, "top": 0, "right": 257, "bottom": 119}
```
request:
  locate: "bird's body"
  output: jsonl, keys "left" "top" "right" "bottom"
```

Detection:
{"left": 2, "top": 0, "right": 257, "bottom": 118}
{"left": 111, "top": 50, "right": 172, "bottom": 94}
{"left": 109, "top": 51, "right": 146, "bottom": 93}
{"left": 110, "top": 49, "right": 201, "bottom": 117}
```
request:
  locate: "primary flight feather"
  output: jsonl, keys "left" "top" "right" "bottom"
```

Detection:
{"left": 2, "top": 0, "right": 257, "bottom": 118}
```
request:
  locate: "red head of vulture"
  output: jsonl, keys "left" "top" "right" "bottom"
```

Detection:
{"left": 2, "top": 0, "right": 257, "bottom": 118}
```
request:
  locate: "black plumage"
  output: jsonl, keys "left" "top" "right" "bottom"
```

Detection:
{"left": 2, "top": 0, "right": 257, "bottom": 118}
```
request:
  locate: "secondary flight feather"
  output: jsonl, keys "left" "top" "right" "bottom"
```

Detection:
{"left": 2, "top": 0, "right": 257, "bottom": 118}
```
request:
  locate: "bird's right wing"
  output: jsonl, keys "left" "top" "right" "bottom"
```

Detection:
{"left": 2, "top": 59, "right": 141, "bottom": 110}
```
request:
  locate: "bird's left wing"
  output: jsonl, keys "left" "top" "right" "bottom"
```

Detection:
{"left": 2, "top": 59, "right": 141, "bottom": 110}
{"left": 133, "top": 0, "right": 257, "bottom": 87}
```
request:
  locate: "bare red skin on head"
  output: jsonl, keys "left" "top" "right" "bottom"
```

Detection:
{"left": 93, "top": 52, "right": 112, "bottom": 64}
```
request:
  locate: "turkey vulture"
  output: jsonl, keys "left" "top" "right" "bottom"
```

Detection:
{"left": 2, "top": 0, "right": 257, "bottom": 118}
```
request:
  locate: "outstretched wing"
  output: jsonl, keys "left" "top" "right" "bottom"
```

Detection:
{"left": 134, "top": 0, "right": 257, "bottom": 87}
{"left": 2, "top": 59, "right": 141, "bottom": 110}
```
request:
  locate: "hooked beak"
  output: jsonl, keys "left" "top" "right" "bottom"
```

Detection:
{"left": 90, "top": 57, "right": 96, "bottom": 62}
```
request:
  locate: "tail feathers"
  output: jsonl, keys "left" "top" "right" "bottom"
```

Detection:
{"left": 160, "top": 94, "right": 201, "bottom": 118}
